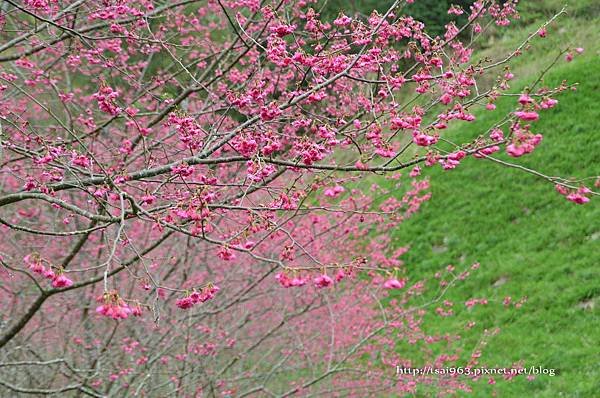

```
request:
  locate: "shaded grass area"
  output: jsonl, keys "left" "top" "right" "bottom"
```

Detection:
{"left": 386, "top": 56, "right": 600, "bottom": 396}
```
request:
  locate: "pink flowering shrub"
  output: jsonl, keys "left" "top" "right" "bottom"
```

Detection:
{"left": 0, "top": 0, "right": 596, "bottom": 396}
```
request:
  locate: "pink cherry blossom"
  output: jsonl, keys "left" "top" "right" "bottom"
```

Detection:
{"left": 514, "top": 111, "right": 539, "bottom": 121}
{"left": 324, "top": 185, "right": 345, "bottom": 198}
{"left": 409, "top": 165, "right": 421, "bottom": 177}
{"left": 51, "top": 275, "right": 73, "bottom": 288}
{"left": 175, "top": 297, "right": 194, "bottom": 310}
{"left": 518, "top": 94, "right": 534, "bottom": 105}
{"left": 333, "top": 14, "right": 352, "bottom": 27}
{"left": 567, "top": 194, "right": 590, "bottom": 204}
{"left": 383, "top": 278, "right": 405, "bottom": 289}
{"left": 313, "top": 274, "right": 334, "bottom": 288}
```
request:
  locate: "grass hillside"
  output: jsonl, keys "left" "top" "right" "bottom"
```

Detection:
{"left": 386, "top": 33, "right": 600, "bottom": 397}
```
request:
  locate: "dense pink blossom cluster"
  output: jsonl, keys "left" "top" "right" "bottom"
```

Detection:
{"left": 506, "top": 123, "right": 543, "bottom": 157}
{"left": 556, "top": 184, "right": 593, "bottom": 204}
{"left": 96, "top": 291, "right": 142, "bottom": 319}
{"left": 93, "top": 85, "right": 122, "bottom": 116}
{"left": 383, "top": 278, "right": 406, "bottom": 289}
{"left": 175, "top": 285, "right": 220, "bottom": 309}
{"left": 23, "top": 254, "right": 73, "bottom": 288}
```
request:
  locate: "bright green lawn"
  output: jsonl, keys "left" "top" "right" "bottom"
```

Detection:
{"left": 386, "top": 50, "right": 600, "bottom": 396}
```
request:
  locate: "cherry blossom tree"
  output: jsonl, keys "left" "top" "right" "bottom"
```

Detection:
{"left": 0, "top": 0, "right": 596, "bottom": 396}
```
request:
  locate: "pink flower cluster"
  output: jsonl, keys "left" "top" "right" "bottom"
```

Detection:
{"left": 275, "top": 272, "right": 307, "bottom": 288}
{"left": 490, "top": 128, "right": 504, "bottom": 142}
{"left": 71, "top": 152, "right": 92, "bottom": 168}
{"left": 324, "top": 185, "right": 345, "bottom": 198}
{"left": 269, "top": 23, "right": 296, "bottom": 37}
{"left": 175, "top": 285, "right": 220, "bottom": 309}
{"left": 171, "top": 163, "right": 195, "bottom": 177}
{"left": 23, "top": 254, "right": 73, "bottom": 288}
{"left": 217, "top": 247, "right": 236, "bottom": 261}
{"left": 96, "top": 291, "right": 142, "bottom": 319}
{"left": 313, "top": 274, "right": 334, "bottom": 288}
{"left": 473, "top": 127, "right": 504, "bottom": 158}
{"left": 25, "top": 0, "right": 50, "bottom": 10}
{"left": 232, "top": 134, "right": 258, "bottom": 157}
{"left": 513, "top": 93, "right": 559, "bottom": 122}
{"left": 87, "top": 5, "right": 144, "bottom": 22}
{"left": 412, "top": 131, "right": 439, "bottom": 146}
{"left": 506, "top": 124, "right": 543, "bottom": 157}
{"left": 333, "top": 14, "right": 352, "bottom": 27}
{"left": 276, "top": 268, "right": 352, "bottom": 289}
{"left": 465, "top": 298, "right": 489, "bottom": 308}
{"left": 93, "top": 86, "right": 121, "bottom": 116}
{"left": 383, "top": 278, "right": 406, "bottom": 289}
{"left": 473, "top": 145, "right": 500, "bottom": 158}
{"left": 52, "top": 275, "right": 74, "bottom": 288}
{"left": 259, "top": 102, "right": 282, "bottom": 121}
{"left": 167, "top": 113, "right": 205, "bottom": 150}
{"left": 293, "top": 140, "right": 329, "bottom": 165}
{"left": 514, "top": 110, "right": 539, "bottom": 121}
{"left": 555, "top": 185, "right": 592, "bottom": 204}
{"left": 439, "top": 150, "right": 466, "bottom": 170}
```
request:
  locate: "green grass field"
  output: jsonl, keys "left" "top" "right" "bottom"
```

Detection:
{"left": 385, "top": 38, "right": 600, "bottom": 397}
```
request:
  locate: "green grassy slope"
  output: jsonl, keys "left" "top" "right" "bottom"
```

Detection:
{"left": 387, "top": 51, "right": 600, "bottom": 396}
